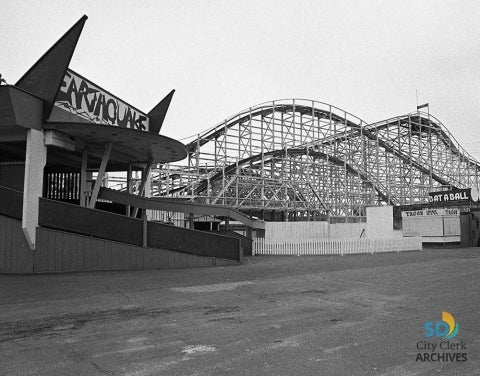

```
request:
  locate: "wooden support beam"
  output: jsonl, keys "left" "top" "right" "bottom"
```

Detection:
{"left": 138, "top": 158, "right": 154, "bottom": 197}
{"left": 44, "top": 130, "right": 76, "bottom": 151}
{"left": 88, "top": 143, "right": 112, "bottom": 209}
{"left": 132, "top": 158, "right": 153, "bottom": 218}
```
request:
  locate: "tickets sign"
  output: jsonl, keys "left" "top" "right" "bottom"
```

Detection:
{"left": 54, "top": 69, "right": 149, "bottom": 131}
{"left": 428, "top": 189, "right": 471, "bottom": 203}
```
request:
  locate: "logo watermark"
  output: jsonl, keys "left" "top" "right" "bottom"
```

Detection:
{"left": 424, "top": 310, "right": 459, "bottom": 339}
{"left": 416, "top": 311, "right": 467, "bottom": 362}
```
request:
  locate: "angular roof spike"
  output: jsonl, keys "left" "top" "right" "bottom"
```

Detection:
{"left": 148, "top": 89, "right": 175, "bottom": 134}
{"left": 16, "top": 15, "right": 87, "bottom": 119}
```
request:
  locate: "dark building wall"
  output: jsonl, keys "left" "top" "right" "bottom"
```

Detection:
{"left": 462, "top": 210, "right": 480, "bottom": 247}
{"left": 460, "top": 214, "right": 472, "bottom": 247}
{"left": 0, "top": 164, "right": 25, "bottom": 191}
{"left": 148, "top": 222, "right": 241, "bottom": 261}
{"left": 0, "top": 185, "right": 23, "bottom": 219}
{"left": 216, "top": 230, "right": 253, "bottom": 256}
{"left": 39, "top": 198, "right": 144, "bottom": 246}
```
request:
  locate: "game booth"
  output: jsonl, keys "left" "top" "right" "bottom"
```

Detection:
{"left": 400, "top": 188, "right": 480, "bottom": 246}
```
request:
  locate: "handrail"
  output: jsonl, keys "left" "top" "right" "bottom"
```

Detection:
{"left": 98, "top": 187, "right": 265, "bottom": 230}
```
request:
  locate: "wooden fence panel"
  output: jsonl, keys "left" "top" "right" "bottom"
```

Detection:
{"left": 253, "top": 237, "right": 422, "bottom": 256}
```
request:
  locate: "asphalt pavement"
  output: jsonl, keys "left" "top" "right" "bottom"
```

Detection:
{"left": 0, "top": 247, "right": 479, "bottom": 376}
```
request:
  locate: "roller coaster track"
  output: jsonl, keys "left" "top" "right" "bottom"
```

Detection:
{"left": 149, "top": 99, "right": 480, "bottom": 217}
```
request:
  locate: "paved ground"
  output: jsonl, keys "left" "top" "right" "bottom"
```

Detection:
{"left": 0, "top": 247, "right": 479, "bottom": 376}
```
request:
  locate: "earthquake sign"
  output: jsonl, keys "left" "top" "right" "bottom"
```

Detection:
{"left": 53, "top": 69, "right": 149, "bottom": 131}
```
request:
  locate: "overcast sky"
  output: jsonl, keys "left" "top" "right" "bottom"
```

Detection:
{"left": 2, "top": 1, "right": 480, "bottom": 156}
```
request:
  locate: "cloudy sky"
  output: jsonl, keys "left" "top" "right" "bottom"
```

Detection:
{"left": 2, "top": 1, "right": 480, "bottom": 156}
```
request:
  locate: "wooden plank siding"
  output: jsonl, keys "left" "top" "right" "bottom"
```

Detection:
{"left": 39, "top": 198, "right": 242, "bottom": 261}
{"left": 34, "top": 226, "right": 237, "bottom": 273}
{"left": 0, "top": 215, "right": 34, "bottom": 273}
{"left": 0, "top": 214, "right": 236, "bottom": 274}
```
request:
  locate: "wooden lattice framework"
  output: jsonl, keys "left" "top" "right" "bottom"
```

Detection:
{"left": 150, "top": 99, "right": 480, "bottom": 218}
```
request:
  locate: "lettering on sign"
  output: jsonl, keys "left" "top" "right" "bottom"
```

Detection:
{"left": 428, "top": 189, "right": 471, "bottom": 203}
{"left": 401, "top": 208, "right": 459, "bottom": 218}
{"left": 53, "top": 69, "right": 149, "bottom": 131}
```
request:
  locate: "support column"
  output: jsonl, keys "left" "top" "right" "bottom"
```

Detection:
{"left": 79, "top": 149, "right": 88, "bottom": 207}
{"left": 126, "top": 163, "right": 132, "bottom": 216}
{"left": 142, "top": 213, "right": 148, "bottom": 247}
{"left": 144, "top": 165, "right": 152, "bottom": 220}
{"left": 22, "top": 129, "right": 47, "bottom": 250}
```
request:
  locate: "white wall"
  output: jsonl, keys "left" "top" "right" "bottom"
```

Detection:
{"left": 262, "top": 221, "right": 367, "bottom": 243}
{"left": 330, "top": 222, "right": 366, "bottom": 238}
{"left": 261, "top": 206, "right": 399, "bottom": 243}
{"left": 366, "top": 206, "right": 394, "bottom": 238}
{"left": 264, "top": 221, "right": 328, "bottom": 243}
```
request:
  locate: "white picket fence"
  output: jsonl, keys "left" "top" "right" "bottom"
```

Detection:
{"left": 253, "top": 237, "right": 422, "bottom": 256}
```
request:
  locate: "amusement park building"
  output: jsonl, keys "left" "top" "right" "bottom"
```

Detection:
{"left": 0, "top": 16, "right": 249, "bottom": 273}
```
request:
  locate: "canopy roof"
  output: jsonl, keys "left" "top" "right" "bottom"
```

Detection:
{"left": 0, "top": 15, "right": 186, "bottom": 170}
